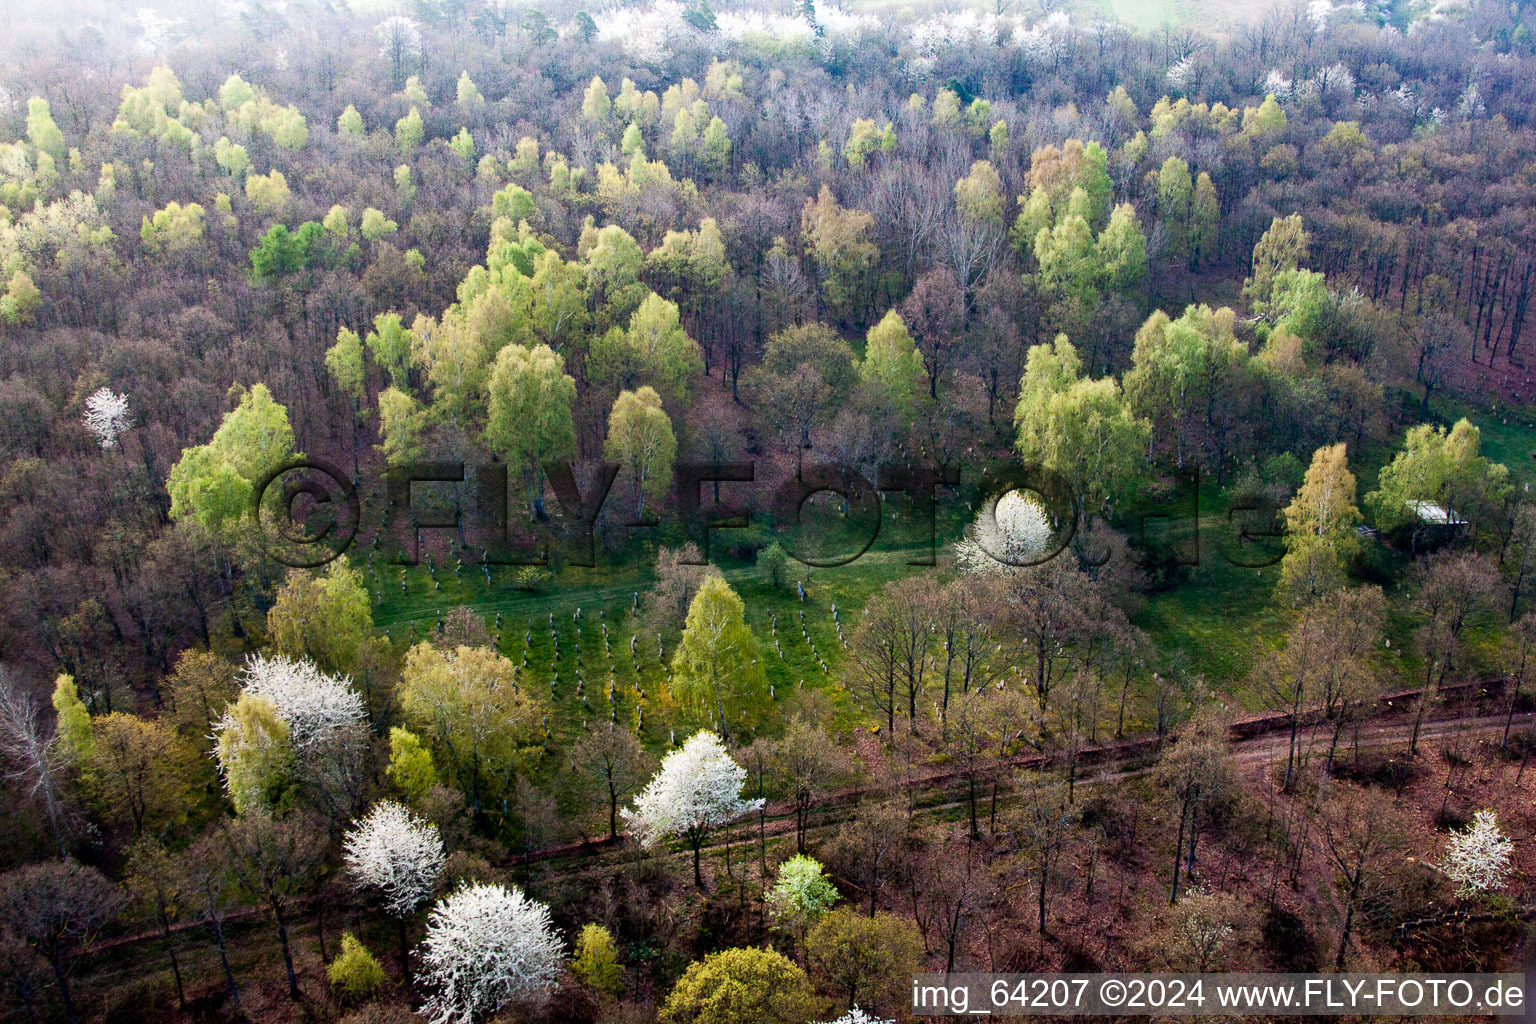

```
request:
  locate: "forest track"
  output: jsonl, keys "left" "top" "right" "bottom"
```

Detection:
{"left": 85, "top": 688, "right": 1532, "bottom": 961}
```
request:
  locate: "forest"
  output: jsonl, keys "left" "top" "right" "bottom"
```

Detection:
{"left": 0, "top": 0, "right": 1534, "bottom": 1020}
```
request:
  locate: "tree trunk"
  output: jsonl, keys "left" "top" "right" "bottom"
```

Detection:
{"left": 275, "top": 907, "right": 300, "bottom": 999}
{"left": 48, "top": 950, "right": 78, "bottom": 1024}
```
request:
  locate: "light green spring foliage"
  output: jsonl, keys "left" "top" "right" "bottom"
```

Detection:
{"left": 860, "top": 310, "right": 925, "bottom": 414}
{"left": 218, "top": 74, "right": 309, "bottom": 150}
{"left": 583, "top": 76, "right": 612, "bottom": 122}
{"left": 166, "top": 383, "right": 296, "bottom": 536}
{"left": 491, "top": 182, "right": 535, "bottom": 223}
{"left": 1280, "top": 442, "right": 1361, "bottom": 602}
{"left": 213, "top": 136, "right": 249, "bottom": 177}
{"left": 456, "top": 71, "right": 485, "bottom": 109}
{"left": 605, "top": 386, "right": 677, "bottom": 520}
{"left": 1154, "top": 155, "right": 1193, "bottom": 264}
{"left": 266, "top": 561, "right": 373, "bottom": 677}
{"left": 671, "top": 577, "right": 768, "bottom": 740}
{"left": 140, "top": 201, "right": 204, "bottom": 254}
{"left": 395, "top": 107, "right": 424, "bottom": 151}
{"left": 325, "top": 327, "right": 365, "bottom": 400}
{"left": 27, "top": 99, "right": 66, "bottom": 161}
{"left": 1123, "top": 305, "right": 1247, "bottom": 458}
{"left": 376, "top": 386, "right": 427, "bottom": 466}
{"left": 328, "top": 932, "right": 387, "bottom": 999}
{"left": 989, "top": 118, "right": 1009, "bottom": 156}
{"left": 365, "top": 312, "right": 414, "bottom": 387}
{"left": 51, "top": 674, "right": 94, "bottom": 763}
{"left": 1015, "top": 335, "right": 1148, "bottom": 522}
{"left": 394, "top": 164, "right": 416, "bottom": 205}
{"left": 323, "top": 204, "right": 350, "bottom": 236}
{"left": 572, "top": 924, "right": 623, "bottom": 996}
{"left": 360, "top": 207, "right": 398, "bottom": 241}
{"left": 485, "top": 342, "right": 577, "bottom": 508}
{"left": 1189, "top": 171, "right": 1219, "bottom": 265}
{"left": 1244, "top": 214, "right": 1310, "bottom": 316}
{"left": 338, "top": 104, "right": 365, "bottom": 137}
{"left": 244, "top": 169, "right": 291, "bottom": 213}
{"left": 954, "top": 160, "right": 1005, "bottom": 225}
{"left": 449, "top": 128, "right": 476, "bottom": 162}
{"left": 1367, "top": 419, "right": 1508, "bottom": 535}
{"left": 590, "top": 293, "right": 704, "bottom": 405}
{"left": 660, "top": 947, "right": 819, "bottom": 1024}
{"left": 766, "top": 855, "right": 840, "bottom": 931}
{"left": 1, "top": 272, "right": 42, "bottom": 325}
{"left": 757, "top": 541, "right": 789, "bottom": 588}
{"left": 397, "top": 75, "right": 429, "bottom": 107}
{"left": 844, "top": 118, "right": 883, "bottom": 170}
{"left": 397, "top": 643, "right": 545, "bottom": 815}
{"left": 387, "top": 726, "right": 437, "bottom": 803}
{"left": 215, "top": 692, "right": 293, "bottom": 816}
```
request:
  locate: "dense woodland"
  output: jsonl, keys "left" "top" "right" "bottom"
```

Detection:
{"left": 0, "top": 0, "right": 1535, "bottom": 1021}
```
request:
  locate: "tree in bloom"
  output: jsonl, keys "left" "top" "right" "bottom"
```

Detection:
{"left": 622, "top": 730, "right": 763, "bottom": 887}
{"left": 818, "top": 1011, "right": 896, "bottom": 1024}
{"left": 953, "top": 490, "right": 1055, "bottom": 575}
{"left": 416, "top": 882, "right": 563, "bottom": 1024}
{"left": 213, "top": 654, "right": 366, "bottom": 815}
{"left": 82, "top": 387, "right": 130, "bottom": 449}
{"left": 234, "top": 653, "right": 365, "bottom": 750}
{"left": 344, "top": 800, "right": 445, "bottom": 968}
{"left": 1440, "top": 809, "right": 1514, "bottom": 898}
{"left": 766, "top": 854, "right": 839, "bottom": 941}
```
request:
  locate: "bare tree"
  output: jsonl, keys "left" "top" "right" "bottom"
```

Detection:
{"left": 1155, "top": 709, "right": 1232, "bottom": 904}
{"left": 1007, "top": 771, "right": 1078, "bottom": 934}
{"left": 0, "top": 669, "right": 73, "bottom": 857}
{"left": 573, "top": 723, "right": 653, "bottom": 841}
{"left": 1317, "top": 786, "right": 1405, "bottom": 970}
{"left": 773, "top": 715, "right": 849, "bottom": 853}
{"left": 221, "top": 813, "right": 327, "bottom": 999}
{"left": 0, "top": 860, "right": 124, "bottom": 1024}
{"left": 829, "top": 801, "right": 910, "bottom": 916}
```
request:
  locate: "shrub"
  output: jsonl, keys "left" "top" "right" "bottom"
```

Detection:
{"left": 329, "top": 932, "right": 387, "bottom": 1000}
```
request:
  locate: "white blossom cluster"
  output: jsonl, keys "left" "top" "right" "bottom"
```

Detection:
{"left": 818, "top": 1011, "right": 896, "bottom": 1024}
{"left": 622, "top": 730, "right": 762, "bottom": 847}
{"left": 417, "top": 882, "right": 564, "bottom": 1024}
{"left": 594, "top": 0, "right": 695, "bottom": 64}
{"left": 716, "top": 9, "right": 817, "bottom": 46}
{"left": 1440, "top": 809, "right": 1515, "bottom": 898}
{"left": 953, "top": 491, "right": 1055, "bottom": 576}
{"left": 1011, "top": 11, "right": 1074, "bottom": 62}
{"left": 232, "top": 653, "right": 366, "bottom": 750}
{"left": 343, "top": 800, "right": 445, "bottom": 917}
{"left": 592, "top": 0, "right": 873, "bottom": 62}
{"left": 1165, "top": 57, "right": 1195, "bottom": 90}
{"left": 908, "top": 8, "right": 1008, "bottom": 60}
{"left": 82, "top": 387, "right": 131, "bottom": 449}
{"left": 1263, "top": 70, "right": 1294, "bottom": 100}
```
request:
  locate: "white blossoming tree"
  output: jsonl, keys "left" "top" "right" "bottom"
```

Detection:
{"left": 1440, "top": 809, "right": 1515, "bottom": 898}
{"left": 622, "top": 730, "right": 763, "bottom": 887}
{"left": 819, "top": 1012, "right": 896, "bottom": 1024}
{"left": 953, "top": 490, "right": 1055, "bottom": 576}
{"left": 235, "top": 653, "right": 365, "bottom": 750}
{"left": 344, "top": 800, "right": 445, "bottom": 970}
{"left": 416, "top": 882, "right": 563, "bottom": 1024}
{"left": 213, "top": 654, "right": 367, "bottom": 815}
{"left": 82, "top": 387, "right": 130, "bottom": 449}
